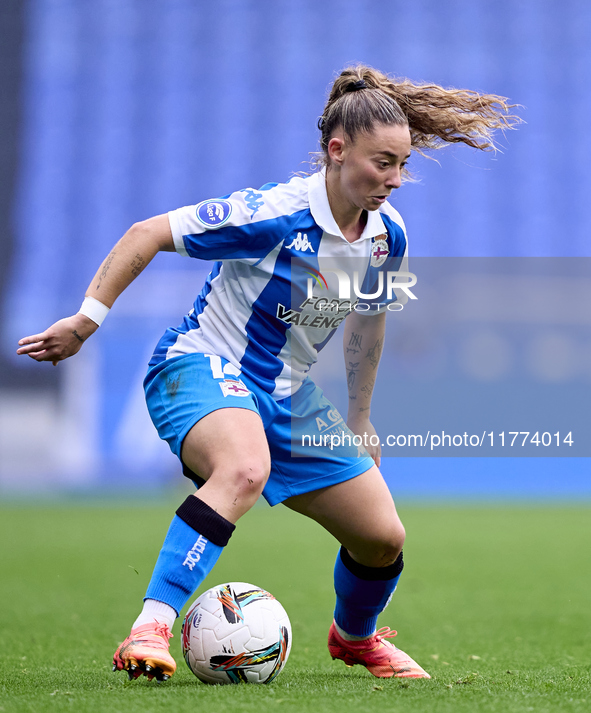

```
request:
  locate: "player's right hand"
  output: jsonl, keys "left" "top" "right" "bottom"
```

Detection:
{"left": 16, "top": 314, "right": 99, "bottom": 366}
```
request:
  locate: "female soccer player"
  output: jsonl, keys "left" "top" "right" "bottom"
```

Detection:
{"left": 18, "top": 66, "right": 517, "bottom": 682}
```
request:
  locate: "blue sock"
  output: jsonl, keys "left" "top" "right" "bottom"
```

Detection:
{"left": 145, "top": 495, "right": 235, "bottom": 615}
{"left": 333, "top": 547, "right": 404, "bottom": 638}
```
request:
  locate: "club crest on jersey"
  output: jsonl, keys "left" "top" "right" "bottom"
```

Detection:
{"left": 219, "top": 379, "right": 250, "bottom": 398}
{"left": 196, "top": 199, "right": 233, "bottom": 227}
{"left": 286, "top": 232, "right": 315, "bottom": 253}
{"left": 371, "top": 235, "right": 389, "bottom": 268}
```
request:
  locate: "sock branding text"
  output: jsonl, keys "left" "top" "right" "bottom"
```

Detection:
{"left": 183, "top": 535, "right": 208, "bottom": 570}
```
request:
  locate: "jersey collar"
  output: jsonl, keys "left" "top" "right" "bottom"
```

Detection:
{"left": 308, "top": 170, "right": 387, "bottom": 242}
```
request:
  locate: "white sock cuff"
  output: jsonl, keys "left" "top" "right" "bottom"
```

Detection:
{"left": 334, "top": 620, "right": 374, "bottom": 641}
{"left": 133, "top": 599, "right": 177, "bottom": 630}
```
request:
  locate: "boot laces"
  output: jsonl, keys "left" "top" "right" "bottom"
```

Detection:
{"left": 153, "top": 623, "right": 173, "bottom": 642}
{"left": 375, "top": 627, "right": 398, "bottom": 643}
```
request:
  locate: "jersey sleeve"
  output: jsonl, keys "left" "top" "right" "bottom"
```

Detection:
{"left": 168, "top": 183, "right": 302, "bottom": 261}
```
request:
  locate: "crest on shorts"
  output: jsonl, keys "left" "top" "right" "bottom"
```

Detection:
{"left": 219, "top": 379, "right": 250, "bottom": 398}
{"left": 370, "top": 235, "right": 389, "bottom": 268}
{"left": 196, "top": 199, "right": 233, "bottom": 227}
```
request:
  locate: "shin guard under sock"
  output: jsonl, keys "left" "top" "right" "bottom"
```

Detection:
{"left": 144, "top": 495, "right": 235, "bottom": 615}
{"left": 333, "top": 546, "right": 404, "bottom": 638}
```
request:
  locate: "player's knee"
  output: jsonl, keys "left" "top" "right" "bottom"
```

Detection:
{"left": 366, "top": 524, "right": 406, "bottom": 568}
{"left": 227, "top": 462, "right": 270, "bottom": 502}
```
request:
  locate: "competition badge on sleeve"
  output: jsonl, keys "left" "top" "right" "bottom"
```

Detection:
{"left": 196, "top": 199, "right": 233, "bottom": 227}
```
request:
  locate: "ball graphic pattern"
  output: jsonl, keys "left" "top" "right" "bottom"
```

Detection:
{"left": 181, "top": 582, "right": 292, "bottom": 684}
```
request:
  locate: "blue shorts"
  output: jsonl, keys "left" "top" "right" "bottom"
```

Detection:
{"left": 144, "top": 353, "right": 375, "bottom": 506}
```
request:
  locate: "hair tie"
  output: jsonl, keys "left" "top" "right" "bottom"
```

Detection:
{"left": 347, "top": 79, "right": 367, "bottom": 92}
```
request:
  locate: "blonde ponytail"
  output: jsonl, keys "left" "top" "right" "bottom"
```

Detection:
{"left": 317, "top": 65, "right": 521, "bottom": 172}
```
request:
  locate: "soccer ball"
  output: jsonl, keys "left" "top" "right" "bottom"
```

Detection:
{"left": 181, "top": 582, "right": 292, "bottom": 684}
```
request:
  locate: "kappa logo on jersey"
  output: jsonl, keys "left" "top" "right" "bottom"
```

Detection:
{"left": 240, "top": 189, "right": 265, "bottom": 217}
{"left": 183, "top": 535, "right": 208, "bottom": 570}
{"left": 219, "top": 378, "right": 251, "bottom": 398}
{"left": 196, "top": 199, "right": 233, "bottom": 227}
{"left": 371, "top": 235, "right": 390, "bottom": 268}
{"left": 286, "top": 233, "right": 315, "bottom": 253}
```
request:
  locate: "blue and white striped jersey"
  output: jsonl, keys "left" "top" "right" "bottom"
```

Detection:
{"left": 149, "top": 171, "right": 408, "bottom": 399}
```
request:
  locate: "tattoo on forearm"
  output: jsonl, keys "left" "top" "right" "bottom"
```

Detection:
{"left": 96, "top": 250, "right": 116, "bottom": 289}
{"left": 347, "top": 360, "right": 359, "bottom": 392}
{"left": 360, "top": 377, "right": 376, "bottom": 397}
{"left": 72, "top": 330, "right": 84, "bottom": 343}
{"left": 347, "top": 369, "right": 356, "bottom": 390}
{"left": 130, "top": 253, "right": 146, "bottom": 277}
{"left": 348, "top": 332, "right": 362, "bottom": 350}
{"left": 358, "top": 406, "right": 370, "bottom": 412}
{"left": 366, "top": 337, "right": 384, "bottom": 369}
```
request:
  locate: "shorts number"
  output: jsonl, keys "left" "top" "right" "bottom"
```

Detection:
{"left": 204, "top": 354, "right": 241, "bottom": 379}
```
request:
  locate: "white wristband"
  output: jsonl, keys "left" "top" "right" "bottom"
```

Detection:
{"left": 78, "top": 296, "right": 110, "bottom": 327}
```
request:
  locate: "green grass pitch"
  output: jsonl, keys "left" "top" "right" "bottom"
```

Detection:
{"left": 0, "top": 497, "right": 589, "bottom": 712}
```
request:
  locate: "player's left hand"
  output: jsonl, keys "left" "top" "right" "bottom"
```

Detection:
{"left": 347, "top": 416, "right": 381, "bottom": 467}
